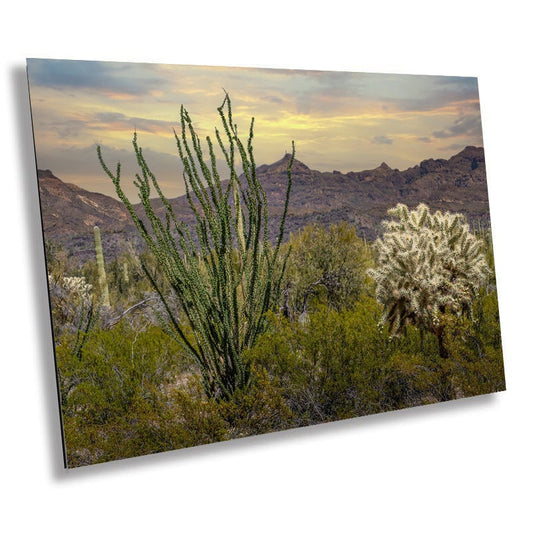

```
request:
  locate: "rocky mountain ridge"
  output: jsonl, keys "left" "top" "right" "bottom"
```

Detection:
{"left": 37, "top": 169, "right": 132, "bottom": 236}
{"left": 37, "top": 146, "right": 491, "bottom": 261}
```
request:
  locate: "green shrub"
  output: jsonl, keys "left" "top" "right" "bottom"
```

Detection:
{"left": 247, "top": 300, "right": 389, "bottom": 424}
{"left": 282, "top": 222, "right": 373, "bottom": 318}
{"left": 217, "top": 367, "right": 295, "bottom": 439}
{"left": 246, "top": 294, "right": 504, "bottom": 426}
{"left": 57, "top": 323, "right": 197, "bottom": 466}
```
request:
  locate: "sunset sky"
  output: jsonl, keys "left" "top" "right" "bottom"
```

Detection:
{"left": 27, "top": 59, "right": 484, "bottom": 200}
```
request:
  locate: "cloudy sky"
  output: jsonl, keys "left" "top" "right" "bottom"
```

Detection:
{"left": 27, "top": 59, "right": 483, "bottom": 199}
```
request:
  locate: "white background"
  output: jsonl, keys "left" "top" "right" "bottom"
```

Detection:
{"left": 2, "top": 1, "right": 531, "bottom": 531}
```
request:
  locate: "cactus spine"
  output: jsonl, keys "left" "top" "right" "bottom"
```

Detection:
{"left": 93, "top": 225, "right": 110, "bottom": 307}
{"left": 369, "top": 203, "right": 490, "bottom": 357}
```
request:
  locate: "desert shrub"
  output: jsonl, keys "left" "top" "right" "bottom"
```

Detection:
{"left": 439, "top": 291, "right": 505, "bottom": 398}
{"left": 247, "top": 299, "right": 416, "bottom": 424}
{"left": 282, "top": 222, "right": 373, "bottom": 319}
{"left": 472, "top": 289, "right": 502, "bottom": 352}
{"left": 217, "top": 367, "right": 296, "bottom": 439}
{"left": 47, "top": 269, "right": 98, "bottom": 344}
{"left": 246, "top": 291, "right": 504, "bottom": 426}
{"left": 55, "top": 293, "right": 504, "bottom": 467}
{"left": 57, "top": 320, "right": 294, "bottom": 465}
{"left": 45, "top": 239, "right": 71, "bottom": 279}
{"left": 57, "top": 323, "right": 199, "bottom": 466}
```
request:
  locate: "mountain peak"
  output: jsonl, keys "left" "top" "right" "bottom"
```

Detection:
{"left": 458, "top": 145, "right": 483, "bottom": 156}
{"left": 279, "top": 152, "right": 294, "bottom": 163}
{"left": 448, "top": 146, "right": 484, "bottom": 171}
{"left": 277, "top": 153, "right": 310, "bottom": 170}
{"left": 38, "top": 169, "right": 59, "bottom": 180}
{"left": 257, "top": 154, "right": 311, "bottom": 174}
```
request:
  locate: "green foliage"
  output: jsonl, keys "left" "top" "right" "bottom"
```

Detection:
{"left": 370, "top": 203, "right": 491, "bottom": 357}
{"left": 58, "top": 321, "right": 295, "bottom": 466}
{"left": 217, "top": 367, "right": 295, "bottom": 439}
{"left": 104, "top": 250, "right": 153, "bottom": 309}
{"left": 247, "top": 300, "right": 417, "bottom": 423}
{"left": 58, "top": 322, "right": 220, "bottom": 466}
{"left": 282, "top": 222, "right": 373, "bottom": 318}
{"left": 106, "top": 255, "right": 131, "bottom": 299}
{"left": 45, "top": 239, "right": 69, "bottom": 278}
{"left": 54, "top": 261, "right": 503, "bottom": 466}
{"left": 440, "top": 293, "right": 505, "bottom": 397}
{"left": 472, "top": 288, "right": 502, "bottom": 351}
{"left": 475, "top": 225, "right": 498, "bottom": 290}
{"left": 97, "top": 94, "right": 295, "bottom": 400}
{"left": 246, "top": 290, "right": 504, "bottom": 425}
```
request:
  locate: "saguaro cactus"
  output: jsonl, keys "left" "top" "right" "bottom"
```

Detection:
{"left": 93, "top": 225, "right": 110, "bottom": 307}
{"left": 97, "top": 94, "right": 294, "bottom": 400}
{"left": 122, "top": 262, "right": 129, "bottom": 285}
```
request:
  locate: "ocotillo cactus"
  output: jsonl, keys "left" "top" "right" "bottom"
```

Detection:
{"left": 97, "top": 93, "right": 294, "bottom": 400}
{"left": 93, "top": 225, "right": 110, "bottom": 307}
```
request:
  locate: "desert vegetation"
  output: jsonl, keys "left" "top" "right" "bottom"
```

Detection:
{"left": 46, "top": 96, "right": 504, "bottom": 467}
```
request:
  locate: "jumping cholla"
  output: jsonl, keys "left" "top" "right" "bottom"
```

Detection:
{"left": 48, "top": 275, "right": 93, "bottom": 302}
{"left": 369, "top": 203, "right": 491, "bottom": 357}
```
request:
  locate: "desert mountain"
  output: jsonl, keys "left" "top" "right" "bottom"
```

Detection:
{"left": 148, "top": 145, "right": 490, "bottom": 241}
{"left": 37, "top": 146, "right": 491, "bottom": 261}
{"left": 37, "top": 169, "right": 133, "bottom": 237}
{"left": 37, "top": 169, "right": 137, "bottom": 259}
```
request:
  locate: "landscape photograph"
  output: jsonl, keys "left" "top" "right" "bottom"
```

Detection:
{"left": 26, "top": 59, "right": 505, "bottom": 468}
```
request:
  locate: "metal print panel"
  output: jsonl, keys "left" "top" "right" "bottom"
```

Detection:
{"left": 27, "top": 59, "right": 505, "bottom": 468}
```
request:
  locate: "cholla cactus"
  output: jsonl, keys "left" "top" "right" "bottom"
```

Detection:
{"left": 60, "top": 276, "right": 93, "bottom": 300}
{"left": 369, "top": 203, "right": 490, "bottom": 357}
{"left": 48, "top": 273, "right": 99, "bottom": 358}
{"left": 48, "top": 274, "right": 93, "bottom": 314}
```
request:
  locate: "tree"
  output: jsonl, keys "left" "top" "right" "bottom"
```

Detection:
{"left": 369, "top": 203, "right": 490, "bottom": 358}
{"left": 97, "top": 93, "right": 295, "bottom": 400}
{"left": 282, "top": 222, "right": 372, "bottom": 320}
